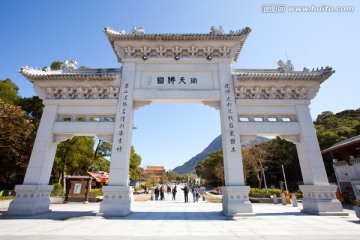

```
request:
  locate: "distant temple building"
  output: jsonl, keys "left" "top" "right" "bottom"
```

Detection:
{"left": 145, "top": 166, "right": 165, "bottom": 180}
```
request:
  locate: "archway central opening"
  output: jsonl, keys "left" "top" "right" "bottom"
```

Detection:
{"left": 132, "top": 102, "right": 221, "bottom": 194}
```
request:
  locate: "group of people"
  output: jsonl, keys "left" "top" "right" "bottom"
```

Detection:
{"left": 181, "top": 185, "right": 200, "bottom": 203}
{"left": 153, "top": 184, "right": 200, "bottom": 203}
{"left": 154, "top": 185, "right": 178, "bottom": 201}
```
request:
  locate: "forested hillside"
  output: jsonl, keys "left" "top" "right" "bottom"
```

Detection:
{"left": 314, "top": 109, "right": 360, "bottom": 150}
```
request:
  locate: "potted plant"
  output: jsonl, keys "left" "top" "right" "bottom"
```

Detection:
{"left": 353, "top": 199, "right": 360, "bottom": 219}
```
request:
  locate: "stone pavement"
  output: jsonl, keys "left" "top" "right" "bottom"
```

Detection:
{"left": 0, "top": 193, "right": 359, "bottom": 240}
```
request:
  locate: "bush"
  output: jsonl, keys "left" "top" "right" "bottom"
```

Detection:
{"left": 89, "top": 188, "right": 103, "bottom": 197}
{"left": 249, "top": 188, "right": 282, "bottom": 198}
{"left": 51, "top": 183, "right": 64, "bottom": 196}
{"left": 293, "top": 189, "right": 303, "bottom": 199}
{"left": 249, "top": 188, "right": 303, "bottom": 198}
{"left": 0, "top": 196, "right": 14, "bottom": 200}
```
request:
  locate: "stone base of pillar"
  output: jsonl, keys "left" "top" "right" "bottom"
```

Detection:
{"left": 221, "top": 186, "right": 255, "bottom": 217}
{"left": 98, "top": 186, "right": 133, "bottom": 217}
{"left": 299, "top": 185, "right": 348, "bottom": 216}
{"left": 5, "top": 185, "right": 53, "bottom": 216}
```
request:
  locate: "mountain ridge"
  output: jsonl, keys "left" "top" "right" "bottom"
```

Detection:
{"left": 172, "top": 135, "right": 269, "bottom": 174}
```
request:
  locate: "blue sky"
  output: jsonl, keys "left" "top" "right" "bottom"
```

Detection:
{"left": 1, "top": 0, "right": 359, "bottom": 170}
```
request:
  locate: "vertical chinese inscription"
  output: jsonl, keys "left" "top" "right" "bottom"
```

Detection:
{"left": 223, "top": 83, "right": 238, "bottom": 153}
{"left": 114, "top": 83, "right": 130, "bottom": 153}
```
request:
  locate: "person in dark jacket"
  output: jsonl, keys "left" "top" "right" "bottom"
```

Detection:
{"left": 160, "top": 186, "right": 165, "bottom": 200}
{"left": 172, "top": 185, "right": 177, "bottom": 201}
{"left": 154, "top": 187, "right": 159, "bottom": 200}
{"left": 181, "top": 185, "right": 189, "bottom": 203}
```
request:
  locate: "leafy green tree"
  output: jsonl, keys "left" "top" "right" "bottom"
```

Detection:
{"left": 0, "top": 102, "right": 34, "bottom": 189}
{"left": 196, "top": 150, "right": 224, "bottom": 187}
{"left": 52, "top": 137, "right": 95, "bottom": 186}
{"left": 92, "top": 139, "right": 111, "bottom": 172}
{"left": 160, "top": 172, "right": 168, "bottom": 184}
{"left": 18, "top": 96, "right": 43, "bottom": 129}
{"left": 0, "top": 78, "right": 21, "bottom": 105}
{"left": 167, "top": 171, "right": 179, "bottom": 182}
{"left": 315, "top": 109, "right": 360, "bottom": 150}
{"left": 129, "top": 146, "right": 142, "bottom": 181}
{"left": 50, "top": 61, "right": 62, "bottom": 70}
{"left": 266, "top": 137, "right": 300, "bottom": 191}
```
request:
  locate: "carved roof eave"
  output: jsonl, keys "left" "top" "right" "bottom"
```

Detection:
{"left": 104, "top": 27, "right": 251, "bottom": 63}
{"left": 233, "top": 69, "right": 334, "bottom": 85}
{"left": 19, "top": 67, "right": 121, "bottom": 83}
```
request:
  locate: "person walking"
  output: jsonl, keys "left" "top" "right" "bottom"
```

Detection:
{"left": 160, "top": 186, "right": 165, "bottom": 201}
{"left": 181, "top": 185, "right": 189, "bottom": 203}
{"left": 167, "top": 186, "right": 171, "bottom": 195}
{"left": 172, "top": 185, "right": 177, "bottom": 201}
{"left": 191, "top": 187, "right": 198, "bottom": 203}
{"left": 154, "top": 187, "right": 159, "bottom": 201}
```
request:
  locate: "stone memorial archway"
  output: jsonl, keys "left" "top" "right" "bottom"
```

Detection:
{"left": 6, "top": 26, "right": 347, "bottom": 216}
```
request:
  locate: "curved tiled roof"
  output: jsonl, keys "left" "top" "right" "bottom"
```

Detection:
{"left": 103, "top": 27, "right": 251, "bottom": 63}
{"left": 145, "top": 166, "right": 165, "bottom": 171}
{"left": 322, "top": 135, "right": 360, "bottom": 154}
{"left": 234, "top": 68, "right": 335, "bottom": 82}
{"left": 104, "top": 27, "right": 251, "bottom": 41}
{"left": 19, "top": 67, "right": 121, "bottom": 82}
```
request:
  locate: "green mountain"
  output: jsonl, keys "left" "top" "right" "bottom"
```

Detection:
{"left": 172, "top": 135, "right": 269, "bottom": 174}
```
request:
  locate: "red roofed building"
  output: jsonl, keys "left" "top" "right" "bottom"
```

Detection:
{"left": 145, "top": 166, "right": 165, "bottom": 180}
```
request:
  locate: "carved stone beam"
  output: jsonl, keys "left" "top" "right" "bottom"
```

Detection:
{"left": 240, "top": 135, "right": 257, "bottom": 143}
{"left": 202, "top": 100, "right": 220, "bottom": 110}
{"left": 53, "top": 134, "right": 74, "bottom": 143}
{"left": 133, "top": 101, "right": 152, "bottom": 110}
{"left": 97, "top": 135, "right": 113, "bottom": 143}
{"left": 278, "top": 134, "right": 300, "bottom": 144}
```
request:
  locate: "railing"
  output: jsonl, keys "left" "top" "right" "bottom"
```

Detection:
{"left": 334, "top": 157, "right": 360, "bottom": 167}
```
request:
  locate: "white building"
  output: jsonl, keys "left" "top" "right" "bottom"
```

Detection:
{"left": 6, "top": 26, "right": 347, "bottom": 216}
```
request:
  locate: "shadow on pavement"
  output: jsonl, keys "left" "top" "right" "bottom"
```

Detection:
{"left": 1, "top": 210, "right": 97, "bottom": 220}
{"left": 2, "top": 209, "right": 309, "bottom": 221}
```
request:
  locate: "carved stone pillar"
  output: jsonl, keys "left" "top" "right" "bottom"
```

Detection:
{"left": 218, "top": 63, "right": 254, "bottom": 216}
{"left": 6, "top": 105, "right": 59, "bottom": 216}
{"left": 99, "top": 64, "right": 135, "bottom": 216}
{"left": 295, "top": 105, "right": 347, "bottom": 215}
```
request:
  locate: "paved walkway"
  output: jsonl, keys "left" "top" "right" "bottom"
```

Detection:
{"left": 0, "top": 193, "right": 359, "bottom": 239}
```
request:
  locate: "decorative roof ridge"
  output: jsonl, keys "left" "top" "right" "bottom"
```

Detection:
{"left": 232, "top": 69, "right": 335, "bottom": 75}
{"left": 19, "top": 66, "right": 121, "bottom": 76}
{"left": 104, "top": 26, "right": 251, "bottom": 38}
{"left": 234, "top": 66, "right": 335, "bottom": 76}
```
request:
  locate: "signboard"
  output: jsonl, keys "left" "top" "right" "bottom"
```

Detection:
{"left": 69, "top": 181, "right": 86, "bottom": 196}
{"left": 140, "top": 72, "right": 214, "bottom": 89}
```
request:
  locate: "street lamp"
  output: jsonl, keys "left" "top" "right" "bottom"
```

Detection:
{"left": 261, "top": 166, "right": 268, "bottom": 193}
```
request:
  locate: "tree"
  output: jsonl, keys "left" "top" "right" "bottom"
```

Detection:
{"left": 129, "top": 146, "right": 142, "bottom": 181}
{"left": 18, "top": 96, "right": 43, "bottom": 129}
{"left": 196, "top": 150, "right": 224, "bottom": 187}
{"left": 160, "top": 172, "right": 168, "bottom": 184}
{"left": 242, "top": 142, "right": 272, "bottom": 188}
{"left": 266, "top": 137, "right": 300, "bottom": 190}
{"left": 52, "top": 136, "right": 95, "bottom": 187}
{"left": 0, "top": 102, "right": 34, "bottom": 189}
{"left": 137, "top": 167, "right": 150, "bottom": 185}
{"left": 166, "top": 171, "right": 179, "bottom": 182}
{"left": 0, "top": 78, "right": 21, "bottom": 105}
{"left": 92, "top": 139, "right": 111, "bottom": 172}
{"left": 50, "top": 61, "right": 62, "bottom": 70}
